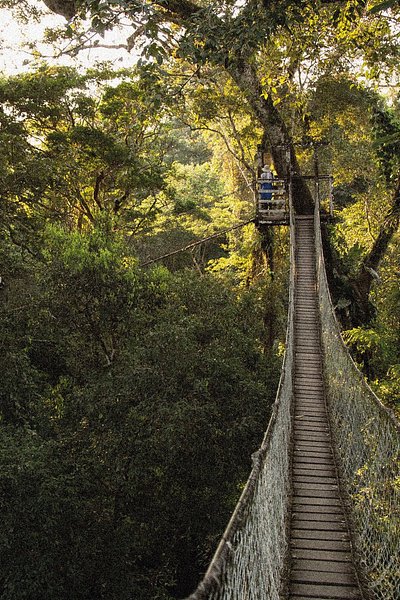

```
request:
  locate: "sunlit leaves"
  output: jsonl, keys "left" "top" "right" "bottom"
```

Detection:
{"left": 369, "top": 0, "right": 400, "bottom": 14}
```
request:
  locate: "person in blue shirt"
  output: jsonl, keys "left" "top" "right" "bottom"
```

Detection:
{"left": 260, "top": 166, "right": 274, "bottom": 201}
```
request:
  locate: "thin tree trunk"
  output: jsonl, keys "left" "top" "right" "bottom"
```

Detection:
{"left": 350, "top": 173, "right": 400, "bottom": 325}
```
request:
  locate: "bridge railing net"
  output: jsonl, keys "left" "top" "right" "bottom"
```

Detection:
{"left": 314, "top": 202, "right": 400, "bottom": 600}
{"left": 186, "top": 194, "right": 295, "bottom": 600}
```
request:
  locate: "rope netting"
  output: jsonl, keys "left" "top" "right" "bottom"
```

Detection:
{"left": 185, "top": 194, "right": 296, "bottom": 600}
{"left": 314, "top": 200, "right": 400, "bottom": 600}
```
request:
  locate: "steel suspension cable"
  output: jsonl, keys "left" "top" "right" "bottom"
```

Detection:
{"left": 139, "top": 219, "right": 254, "bottom": 267}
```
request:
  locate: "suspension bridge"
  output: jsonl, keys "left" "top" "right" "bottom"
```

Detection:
{"left": 185, "top": 185, "right": 399, "bottom": 600}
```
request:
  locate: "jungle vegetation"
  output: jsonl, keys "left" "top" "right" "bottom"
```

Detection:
{"left": 0, "top": 0, "right": 399, "bottom": 598}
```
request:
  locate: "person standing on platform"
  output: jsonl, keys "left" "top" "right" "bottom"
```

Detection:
{"left": 259, "top": 165, "right": 274, "bottom": 206}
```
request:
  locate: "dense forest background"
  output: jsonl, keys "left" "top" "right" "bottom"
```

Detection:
{"left": 0, "top": 1, "right": 399, "bottom": 599}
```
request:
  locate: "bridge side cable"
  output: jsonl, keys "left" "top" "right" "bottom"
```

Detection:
{"left": 314, "top": 196, "right": 400, "bottom": 600}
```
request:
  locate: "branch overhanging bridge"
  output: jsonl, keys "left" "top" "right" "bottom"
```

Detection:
{"left": 185, "top": 181, "right": 400, "bottom": 600}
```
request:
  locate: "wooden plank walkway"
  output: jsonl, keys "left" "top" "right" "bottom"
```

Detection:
{"left": 288, "top": 216, "right": 362, "bottom": 600}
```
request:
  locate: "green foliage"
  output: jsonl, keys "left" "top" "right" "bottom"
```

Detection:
{"left": 372, "top": 103, "right": 400, "bottom": 183}
{"left": 0, "top": 65, "right": 174, "bottom": 234}
{"left": 1, "top": 1, "right": 400, "bottom": 596}
{"left": 375, "top": 365, "right": 400, "bottom": 417}
{"left": 343, "top": 326, "right": 382, "bottom": 354}
{"left": 0, "top": 218, "right": 279, "bottom": 598}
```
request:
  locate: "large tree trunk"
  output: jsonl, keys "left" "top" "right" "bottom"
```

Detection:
{"left": 42, "top": 0, "right": 76, "bottom": 19}
{"left": 228, "top": 59, "right": 314, "bottom": 214}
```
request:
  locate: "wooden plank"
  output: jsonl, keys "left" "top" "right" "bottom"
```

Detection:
{"left": 295, "top": 424, "right": 329, "bottom": 432}
{"left": 294, "top": 459, "right": 335, "bottom": 467}
{"left": 293, "top": 472, "right": 337, "bottom": 489}
{"left": 295, "top": 446, "right": 332, "bottom": 454}
{"left": 291, "top": 548, "right": 352, "bottom": 562}
{"left": 294, "top": 480, "right": 338, "bottom": 490}
{"left": 294, "top": 423, "right": 328, "bottom": 431}
{"left": 292, "top": 511, "right": 345, "bottom": 523}
{"left": 295, "top": 315, "right": 318, "bottom": 319}
{"left": 295, "top": 365, "right": 322, "bottom": 373}
{"left": 293, "top": 460, "right": 337, "bottom": 481}
{"left": 293, "top": 461, "right": 336, "bottom": 472}
{"left": 294, "top": 417, "right": 327, "bottom": 423}
{"left": 294, "top": 445, "right": 331, "bottom": 452}
{"left": 291, "top": 539, "right": 351, "bottom": 552}
{"left": 293, "top": 444, "right": 332, "bottom": 454}
{"left": 294, "top": 414, "right": 327, "bottom": 421}
{"left": 292, "top": 495, "right": 342, "bottom": 506}
{"left": 290, "top": 596, "right": 357, "bottom": 600}
{"left": 294, "top": 431, "right": 330, "bottom": 439}
{"left": 294, "top": 439, "right": 331, "bottom": 446}
{"left": 295, "top": 397, "right": 325, "bottom": 404}
{"left": 294, "top": 384, "right": 324, "bottom": 390}
{"left": 295, "top": 400, "right": 325, "bottom": 405}
{"left": 295, "top": 395, "right": 325, "bottom": 400}
{"left": 295, "top": 387, "right": 325, "bottom": 394}
{"left": 292, "top": 559, "right": 354, "bottom": 574}
{"left": 294, "top": 422, "right": 328, "bottom": 430}
{"left": 293, "top": 488, "right": 340, "bottom": 499}
{"left": 291, "top": 569, "right": 357, "bottom": 586}
{"left": 292, "top": 519, "right": 347, "bottom": 532}
{"left": 294, "top": 406, "right": 325, "bottom": 412}
{"left": 293, "top": 460, "right": 335, "bottom": 470}
{"left": 293, "top": 467, "right": 336, "bottom": 477}
{"left": 295, "top": 380, "right": 324, "bottom": 386}
{"left": 294, "top": 403, "right": 326, "bottom": 409}
{"left": 294, "top": 457, "right": 334, "bottom": 466}
{"left": 293, "top": 451, "right": 332, "bottom": 459}
{"left": 294, "top": 430, "right": 330, "bottom": 438}
{"left": 294, "top": 436, "right": 330, "bottom": 444}
{"left": 295, "top": 373, "right": 323, "bottom": 380}
{"left": 294, "top": 435, "right": 331, "bottom": 443}
{"left": 295, "top": 342, "right": 321, "bottom": 348}
{"left": 293, "top": 446, "right": 332, "bottom": 455}
{"left": 293, "top": 462, "right": 335, "bottom": 471}
{"left": 295, "top": 405, "right": 326, "bottom": 411}
{"left": 295, "top": 333, "right": 318, "bottom": 337}
{"left": 294, "top": 474, "right": 337, "bottom": 484}
{"left": 294, "top": 439, "right": 331, "bottom": 447}
{"left": 290, "top": 582, "right": 360, "bottom": 599}
{"left": 294, "top": 421, "right": 328, "bottom": 428}
{"left": 296, "top": 301, "right": 317, "bottom": 306}
{"left": 293, "top": 470, "right": 336, "bottom": 478}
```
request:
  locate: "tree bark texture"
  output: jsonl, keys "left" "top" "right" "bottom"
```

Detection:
{"left": 227, "top": 59, "right": 314, "bottom": 213}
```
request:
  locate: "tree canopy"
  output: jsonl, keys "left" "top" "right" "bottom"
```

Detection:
{"left": 0, "top": 0, "right": 399, "bottom": 598}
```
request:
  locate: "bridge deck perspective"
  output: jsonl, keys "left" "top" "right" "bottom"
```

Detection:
{"left": 288, "top": 216, "right": 362, "bottom": 600}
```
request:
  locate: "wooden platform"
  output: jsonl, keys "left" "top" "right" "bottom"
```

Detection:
{"left": 288, "top": 216, "right": 361, "bottom": 600}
